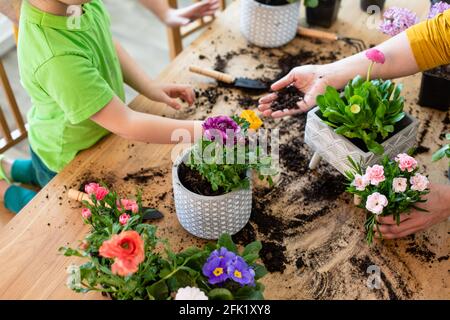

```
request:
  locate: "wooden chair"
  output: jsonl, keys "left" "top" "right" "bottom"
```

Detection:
{"left": 166, "top": 0, "right": 226, "bottom": 60}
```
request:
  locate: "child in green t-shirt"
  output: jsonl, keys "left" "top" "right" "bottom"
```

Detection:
{"left": 0, "top": 0, "right": 208, "bottom": 213}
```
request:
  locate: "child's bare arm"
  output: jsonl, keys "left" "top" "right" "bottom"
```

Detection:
{"left": 91, "top": 96, "right": 203, "bottom": 144}
{"left": 114, "top": 41, "right": 195, "bottom": 110}
{"left": 0, "top": 0, "right": 21, "bottom": 25}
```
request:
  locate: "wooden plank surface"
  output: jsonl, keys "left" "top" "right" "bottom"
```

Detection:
{"left": 0, "top": 0, "right": 448, "bottom": 300}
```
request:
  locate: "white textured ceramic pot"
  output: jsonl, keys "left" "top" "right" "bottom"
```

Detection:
{"left": 172, "top": 148, "right": 252, "bottom": 240}
{"left": 305, "top": 107, "right": 419, "bottom": 175}
{"left": 240, "top": 0, "right": 300, "bottom": 48}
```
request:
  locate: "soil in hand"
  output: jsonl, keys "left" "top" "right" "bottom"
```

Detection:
{"left": 177, "top": 162, "right": 225, "bottom": 196}
{"left": 271, "top": 86, "right": 305, "bottom": 111}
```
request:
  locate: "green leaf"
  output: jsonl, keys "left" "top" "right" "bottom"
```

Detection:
{"left": 432, "top": 145, "right": 449, "bottom": 162}
{"left": 242, "top": 241, "right": 262, "bottom": 258}
{"left": 253, "top": 264, "right": 268, "bottom": 280}
{"left": 146, "top": 281, "right": 169, "bottom": 300}
{"left": 217, "top": 234, "right": 237, "bottom": 253}
{"left": 234, "top": 286, "right": 264, "bottom": 300}
{"left": 208, "top": 288, "right": 234, "bottom": 300}
{"left": 59, "top": 247, "right": 84, "bottom": 257}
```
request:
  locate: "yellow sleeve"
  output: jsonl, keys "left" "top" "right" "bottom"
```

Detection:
{"left": 406, "top": 9, "right": 450, "bottom": 71}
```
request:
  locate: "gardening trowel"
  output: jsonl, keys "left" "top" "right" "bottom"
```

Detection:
{"left": 189, "top": 65, "right": 269, "bottom": 91}
{"left": 67, "top": 189, "right": 164, "bottom": 221}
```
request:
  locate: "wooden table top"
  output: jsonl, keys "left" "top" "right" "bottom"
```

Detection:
{"left": 0, "top": 0, "right": 448, "bottom": 300}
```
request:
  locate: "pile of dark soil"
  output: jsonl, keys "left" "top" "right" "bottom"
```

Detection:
{"left": 302, "top": 171, "right": 347, "bottom": 203}
{"left": 270, "top": 86, "right": 304, "bottom": 111}
{"left": 260, "top": 241, "right": 288, "bottom": 273}
{"left": 123, "top": 167, "right": 166, "bottom": 185}
{"left": 177, "top": 162, "right": 225, "bottom": 196}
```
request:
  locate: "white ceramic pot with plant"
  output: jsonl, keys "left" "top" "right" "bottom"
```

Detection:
{"left": 172, "top": 113, "right": 275, "bottom": 240}
{"left": 240, "top": 0, "right": 318, "bottom": 48}
{"left": 305, "top": 49, "right": 419, "bottom": 175}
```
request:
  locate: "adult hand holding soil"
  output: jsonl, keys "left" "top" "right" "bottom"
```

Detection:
{"left": 258, "top": 65, "right": 330, "bottom": 118}
{"left": 374, "top": 184, "right": 450, "bottom": 240}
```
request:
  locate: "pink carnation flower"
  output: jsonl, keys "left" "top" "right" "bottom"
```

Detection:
{"left": 365, "top": 49, "right": 386, "bottom": 64}
{"left": 119, "top": 213, "right": 131, "bottom": 226}
{"left": 84, "top": 182, "right": 109, "bottom": 201}
{"left": 352, "top": 174, "right": 370, "bottom": 191}
{"left": 365, "top": 192, "right": 388, "bottom": 215}
{"left": 392, "top": 177, "right": 407, "bottom": 193}
{"left": 395, "top": 153, "right": 418, "bottom": 172}
{"left": 84, "top": 183, "right": 100, "bottom": 195}
{"left": 365, "top": 165, "right": 386, "bottom": 186}
{"left": 117, "top": 199, "right": 139, "bottom": 214}
{"left": 81, "top": 208, "right": 92, "bottom": 219}
{"left": 410, "top": 173, "right": 429, "bottom": 192}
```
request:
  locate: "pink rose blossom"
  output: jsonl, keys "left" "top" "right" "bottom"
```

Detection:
{"left": 81, "top": 208, "right": 92, "bottom": 219}
{"left": 410, "top": 174, "right": 429, "bottom": 192}
{"left": 365, "top": 49, "right": 386, "bottom": 64}
{"left": 352, "top": 174, "right": 370, "bottom": 191}
{"left": 365, "top": 165, "right": 386, "bottom": 186}
{"left": 365, "top": 192, "right": 388, "bottom": 215}
{"left": 119, "top": 213, "right": 131, "bottom": 225}
{"left": 95, "top": 187, "right": 109, "bottom": 201}
{"left": 395, "top": 153, "right": 418, "bottom": 172}
{"left": 84, "top": 183, "right": 100, "bottom": 195}
{"left": 117, "top": 199, "right": 139, "bottom": 214}
{"left": 392, "top": 177, "right": 408, "bottom": 193}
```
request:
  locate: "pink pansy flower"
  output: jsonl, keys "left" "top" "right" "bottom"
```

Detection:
{"left": 81, "top": 208, "right": 92, "bottom": 219}
{"left": 392, "top": 177, "right": 407, "bottom": 193}
{"left": 84, "top": 183, "right": 100, "bottom": 195}
{"left": 365, "top": 165, "right": 386, "bottom": 186}
{"left": 119, "top": 213, "right": 131, "bottom": 226}
{"left": 117, "top": 199, "right": 139, "bottom": 214}
{"left": 395, "top": 153, "right": 417, "bottom": 172}
{"left": 365, "top": 192, "right": 388, "bottom": 215}
{"left": 352, "top": 174, "right": 370, "bottom": 191}
{"left": 365, "top": 49, "right": 386, "bottom": 64}
{"left": 410, "top": 173, "right": 429, "bottom": 192}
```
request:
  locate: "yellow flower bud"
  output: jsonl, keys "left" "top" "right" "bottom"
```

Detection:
{"left": 350, "top": 104, "right": 361, "bottom": 114}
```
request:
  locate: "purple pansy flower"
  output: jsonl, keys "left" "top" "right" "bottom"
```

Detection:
{"left": 379, "top": 7, "right": 419, "bottom": 36}
{"left": 428, "top": 1, "right": 450, "bottom": 19}
{"left": 203, "top": 116, "right": 241, "bottom": 144}
{"left": 227, "top": 256, "right": 255, "bottom": 286}
{"left": 202, "top": 247, "right": 236, "bottom": 284}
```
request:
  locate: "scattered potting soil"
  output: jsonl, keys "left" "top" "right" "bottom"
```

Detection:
{"left": 195, "top": 87, "right": 221, "bottom": 107}
{"left": 177, "top": 162, "right": 225, "bottom": 196}
{"left": 232, "top": 222, "right": 257, "bottom": 245}
{"left": 270, "top": 86, "right": 304, "bottom": 111}
{"left": 77, "top": 171, "right": 117, "bottom": 192}
{"left": 279, "top": 136, "right": 309, "bottom": 175}
{"left": 405, "top": 243, "right": 436, "bottom": 263}
{"left": 302, "top": 171, "right": 347, "bottom": 203}
{"left": 237, "top": 95, "right": 259, "bottom": 109}
{"left": 260, "top": 241, "right": 288, "bottom": 273}
{"left": 412, "top": 145, "right": 430, "bottom": 156}
{"left": 123, "top": 167, "right": 166, "bottom": 185}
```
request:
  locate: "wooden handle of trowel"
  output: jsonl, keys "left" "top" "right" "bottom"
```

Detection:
{"left": 68, "top": 189, "right": 95, "bottom": 205}
{"left": 297, "top": 26, "right": 338, "bottom": 41}
{"left": 189, "top": 66, "right": 235, "bottom": 84}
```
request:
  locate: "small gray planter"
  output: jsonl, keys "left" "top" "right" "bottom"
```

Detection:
{"left": 240, "top": 0, "right": 300, "bottom": 48}
{"left": 172, "top": 148, "right": 252, "bottom": 240}
{"left": 305, "top": 107, "right": 419, "bottom": 175}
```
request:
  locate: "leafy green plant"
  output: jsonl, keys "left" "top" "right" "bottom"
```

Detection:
{"left": 187, "top": 114, "right": 276, "bottom": 193}
{"left": 60, "top": 187, "right": 267, "bottom": 300}
{"left": 432, "top": 133, "right": 450, "bottom": 167}
{"left": 316, "top": 49, "right": 406, "bottom": 155}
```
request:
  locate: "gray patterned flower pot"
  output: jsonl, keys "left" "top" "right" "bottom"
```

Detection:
{"left": 172, "top": 148, "right": 252, "bottom": 240}
{"left": 305, "top": 107, "right": 419, "bottom": 175}
{"left": 240, "top": 0, "right": 300, "bottom": 48}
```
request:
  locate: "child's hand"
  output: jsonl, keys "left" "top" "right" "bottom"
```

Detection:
{"left": 164, "top": 0, "right": 220, "bottom": 27}
{"left": 150, "top": 84, "right": 195, "bottom": 110}
{"left": 258, "top": 65, "right": 330, "bottom": 118}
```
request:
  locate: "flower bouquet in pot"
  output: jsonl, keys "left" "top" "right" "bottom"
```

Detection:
{"left": 240, "top": 0, "right": 319, "bottom": 48}
{"left": 173, "top": 111, "right": 276, "bottom": 240}
{"left": 61, "top": 185, "right": 268, "bottom": 300}
{"left": 379, "top": 2, "right": 450, "bottom": 111}
{"left": 432, "top": 133, "right": 450, "bottom": 180}
{"left": 305, "top": 48, "right": 419, "bottom": 175}
{"left": 306, "top": 0, "right": 341, "bottom": 29}
{"left": 345, "top": 154, "right": 430, "bottom": 245}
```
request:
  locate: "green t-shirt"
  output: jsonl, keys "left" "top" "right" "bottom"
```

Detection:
{"left": 18, "top": 0, "right": 125, "bottom": 172}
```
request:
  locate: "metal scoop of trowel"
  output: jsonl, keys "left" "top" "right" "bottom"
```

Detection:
{"left": 68, "top": 189, "right": 164, "bottom": 221}
{"left": 189, "top": 65, "right": 269, "bottom": 91}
